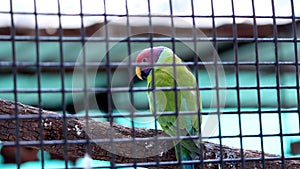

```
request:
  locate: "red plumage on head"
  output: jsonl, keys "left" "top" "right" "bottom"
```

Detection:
{"left": 136, "top": 46, "right": 165, "bottom": 64}
{"left": 135, "top": 46, "right": 165, "bottom": 80}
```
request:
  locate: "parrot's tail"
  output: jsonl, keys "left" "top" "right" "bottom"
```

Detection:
{"left": 175, "top": 145, "right": 195, "bottom": 169}
{"left": 182, "top": 155, "right": 194, "bottom": 169}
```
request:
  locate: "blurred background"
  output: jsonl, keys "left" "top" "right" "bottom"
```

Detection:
{"left": 0, "top": 0, "right": 300, "bottom": 168}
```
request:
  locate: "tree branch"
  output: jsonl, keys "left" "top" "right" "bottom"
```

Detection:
{"left": 0, "top": 98, "right": 299, "bottom": 168}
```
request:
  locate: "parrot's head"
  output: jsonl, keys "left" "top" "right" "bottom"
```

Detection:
{"left": 135, "top": 46, "right": 165, "bottom": 80}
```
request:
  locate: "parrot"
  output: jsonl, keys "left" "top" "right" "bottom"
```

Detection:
{"left": 135, "top": 46, "right": 202, "bottom": 169}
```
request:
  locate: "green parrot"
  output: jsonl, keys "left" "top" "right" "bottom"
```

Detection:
{"left": 135, "top": 46, "right": 202, "bottom": 169}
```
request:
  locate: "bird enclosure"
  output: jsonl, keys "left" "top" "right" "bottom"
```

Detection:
{"left": 0, "top": 0, "right": 300, "bottom": 168}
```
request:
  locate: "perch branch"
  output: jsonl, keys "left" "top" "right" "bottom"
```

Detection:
{"left": 0, "top": 98, "right": 299, "bottom": 168}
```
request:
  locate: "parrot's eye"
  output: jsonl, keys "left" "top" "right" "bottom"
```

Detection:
{"left": 142, "top": 58, "right": 147, "bottom": 63}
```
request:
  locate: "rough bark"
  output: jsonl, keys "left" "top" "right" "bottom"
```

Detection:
{"left": 0, "top": 98, "right": 299, "bottom": 168}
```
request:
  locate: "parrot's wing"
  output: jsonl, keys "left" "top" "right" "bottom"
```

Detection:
{"left": 162, "top": 58, "right": 202, "bottom": 135}
{"left": 177, "top": 64, "right": 202, "bottom": 150}
{"left": 147, "top": 68, "right": 181, "bottom": 134}
{"left": 148, "top": 66, "right": 201, "bottom": 149}
{"left": 147, "top": 54, "right": 202, "bottom": 158}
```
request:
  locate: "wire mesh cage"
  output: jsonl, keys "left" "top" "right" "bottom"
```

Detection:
{"left": 0, "top": 0, "right": 300, "bottom": 168}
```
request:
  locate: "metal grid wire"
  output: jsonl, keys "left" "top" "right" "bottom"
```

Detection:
{"left": 0, "top": 0, "right": 300, "bottom": 168}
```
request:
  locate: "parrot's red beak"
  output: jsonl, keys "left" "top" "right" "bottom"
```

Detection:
{"left": 135, "top": 67, "right": 143, "bottom": 80}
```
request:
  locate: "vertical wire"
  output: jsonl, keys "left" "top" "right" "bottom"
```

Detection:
{"left": 270, "top": 0, "right": 285, "bottom": 167}
{"left": 190, "top": 0, "right": 204, "bottom": 168}
{"left": 230, "top": 0, "right": 244, "bottom": 167}
{"left": 289, "top": 0, "right": 300, "bottom": 138}
{"left": 9, "top": 0, "right": 21, "bottom": 168}
{"left": 125, "top": 0, "right": 137, "bottom": 167}
{"left": 79, "top": 0, "right": 91, "bottom": 156}
{"left": 32, "top": 0, "right": 44, "bottom": 168}
{"left": 103, "top": 0, "right": 116, "bottom": 168}
{"left": 168, "top": 0, "right": 182, "bottom": 167}
{"left": 210, "top": 0, "right": 223, "bottom": 167}
{"left": 57, "top": 1, "right": 68, "bottom": 168}
{"left": 251, "top": 0, "right": 265, "bottom": 168}
{"left": 146, "top": 1, "right": 160, "bottom": 168}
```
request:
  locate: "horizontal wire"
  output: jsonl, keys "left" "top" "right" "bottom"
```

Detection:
{"left": 70, "top": 156, "right": 300, "bottom": 168}
{"left": 0, "top": 61, "right": 299, "bottom": 69}
{"left": 0, "top": 107, "right": 298, "bottom": 120}
{"left": 1, "top": 131, "right": 300, "bottom": 147}
{"left": 2, "top": 35, "right": 300, "bottom": 43}
{"left": 0, "top": 85, "right": 298, "bottom": 95}
{"left": 0, "top": 11, "right": 299, "bottom": 20}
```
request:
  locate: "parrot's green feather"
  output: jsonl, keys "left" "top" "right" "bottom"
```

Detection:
{"left": 146, "top": 48, "right": 202, "bottom": 164}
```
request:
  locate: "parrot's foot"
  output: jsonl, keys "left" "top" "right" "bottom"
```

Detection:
{"left": 194, "top": 155, "right": 200, "bottom": 160}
